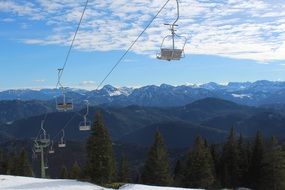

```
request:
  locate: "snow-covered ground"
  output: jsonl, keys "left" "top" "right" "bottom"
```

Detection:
{"left": 0, "top": 175, "right": 202, "bottom": 190}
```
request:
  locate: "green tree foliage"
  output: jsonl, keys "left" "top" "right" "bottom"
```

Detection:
{"left": 117, "top": 153, "right": 130, "bottom": 183}
{"left": 263, "top": 137, "right": 285, "bottom": 190}
{"left": 141, "top": 130, "right": 172, "bottom": 186}
{"left": 248, "top": 131, "right": 266, "bottom": 190}
{"left": 0, "top": 150, "right": 9, "bottom": 175}
{"left": 220, "top": 128, "right": 241, "bottom": 188}
{"left": 210, "top": 144, "right": 221, "bottom": 187}
{"left": 60, "top": 165, "right": 69, "bottom": 179}
{"left": 70, "top": 161, "right": 81, "bottom": 179}
{"left": 183, "top": 136, "right": 215, "bottom": 189}
{"left": 85, "top": 111, "right": 116, "bottom": 185}
{"left": 173, "top": 160, "right": 183, "bottom": 186}
{"left": 238, "top": 134, "right": 251, "bottom": 187}
{"left": 7, "top": 150, "right": 33, "bottom": 177}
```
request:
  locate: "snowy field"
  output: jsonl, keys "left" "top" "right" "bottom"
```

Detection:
{"left": 0, "top": 175, "right": 202, "bottom": 190}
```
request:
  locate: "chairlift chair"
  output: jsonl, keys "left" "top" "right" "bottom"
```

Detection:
{"left": 79, "top": 100, "right": 91, "bottom": 131}
{"left": 39, "top": 133, "right": 50, "bottom": 145}
{"left": 58, "top": 139, "right": 66, "bottom": 148}
{"left": 49, "top": 141, "right": 55, "bottom": 154}
{"left": 58, "top": 130, "right": 66, "bottom": 148}
{"left": 49, "top": 149, "right": 55, "bottom": 154}
{"left": 79, "top": 119, "right": 91, "bottom": 131}
{"left": 56, "top": 68, "right": 73, "bottom": 111}
{"left": 157, "top": 34, "right": 187, "bottom": 61}
{"left": 34, "top": 142, "right": 41, "bottom": 153}
{"left": 156, "top": 0, "right": 187, "bottom": 61}
{"left": 44, "top": 160, "right": 49, "bottom": 169}
{"left": 56, "top": 94, "right": 73, "bottom": 111}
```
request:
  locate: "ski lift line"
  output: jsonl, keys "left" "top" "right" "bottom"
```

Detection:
{"left": 51, "top": 111, "right": 81, "bottom": 140}
{"left": 57, "top": 0, "right": 90, "bottom": 86}
{"left": 47, "top": 0, "right": 173, "bottom": 145}
{"left": 88, "top": 0, "right": 172, "bottom": 93}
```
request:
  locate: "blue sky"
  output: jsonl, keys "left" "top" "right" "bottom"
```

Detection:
{"left": 0, "top": 0, "right": 285, "bottom": 90}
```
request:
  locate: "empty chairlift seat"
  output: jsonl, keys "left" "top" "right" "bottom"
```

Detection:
{"left": 156, "top": 34, "right": 187, "bottom": 61}
{"left": 58, "top": 140, "right": 66, "bottom": 148}
{"left": 58, "top": 130, "right": 66, "bottom": 148}
{"left": 157, "top": 48, "right": 183, "bottom": 61}
{"left": 56, "top": 96, "right": 73, "bottom": 111}
{"left": 79, "top": 120, "right": 91, "bottom": 131}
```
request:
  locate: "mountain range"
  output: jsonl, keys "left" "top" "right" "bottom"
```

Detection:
{"left": 1, "top": 97, "right": 284, "bottom": 148}
{"left": 1, "top": 80, "right": 285, "bottom": 107}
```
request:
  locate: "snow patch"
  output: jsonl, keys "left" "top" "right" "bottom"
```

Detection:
{"left": 120, "top": 184, "right": 202, "bottom": 190}
{"left": 232, "top": 94, "right": 251, "bottom": 98}
{"left": 0, "top": 175, "right": 108, "bottom": 190}
{"left": 0, "top": 175, "right": 202, "bottom": 190}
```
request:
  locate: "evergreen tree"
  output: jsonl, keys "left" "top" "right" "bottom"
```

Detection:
{"left": 183, "top": 136, "right": 214, "bottom": 189}
{"left": 173, "top": 160, "right": 183, "bottom": 187}
{"left": 210, "top": 144, "right": 221, "bottom": 188}
{"left": 16, "top": 150, "right": 33, "bottom": 177}
{"left": 248, "top": 131, "right": 266, "bottom": 190}
{"left": 220, "top": 128, "right": 241, "bottom": 188}
{"left": 117, "top": 153, "right": 130, "bottom": 183}
{"left": 263, "top": 137, "right": 285, "bottom": 190}
{"left": 85, "top": 111, "right": 116, "bottom": 185}
{"left": 60, "top": 165, "right": 69, "bottom": 179}
{"left": 0, "top": 150, "right": 6, "bottom": 174}
{"left": 70, "top": 161, "right": 81, "bottom": 179}
{"left": 238, "top": 134, "right": 250, "bottom": 187}
{"left": 141, "top": 130, "right": 172, "bottom": 186}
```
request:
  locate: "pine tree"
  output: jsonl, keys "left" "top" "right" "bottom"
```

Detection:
{"left": 60, "top": 165, "right": 69, "bottom": 179}
{"left": 16, "top": 150, "right": 33, "bottom": 177}
{"left": 173, "top": 160, "right": 183, "bottom": 187}
{"left": 0, "top": 150, "right": 5, "bottom": 174}
{"left": 220, "top": 128, "right": 241, "bottom": 188}
{"left": 263, "top": 137, "right": 285, "bottom": 190}
{"left": 183, "top": 136, "right": 215, "bottom": 189}
{"left": 70, "top": 161, "right": 81, "bottom": 179}
{"left": 248, "top": 131, "right": 266, "bottom": 190}
{"left": 210, "top": 144, "right": 221, "bottom": 188}
{"left": 85, "top": 111, "right": 116, "bottom": 185}
{"left": 238, "top": 134, "right": 250, "bottom": 187}
{"left": 117, "top": 153, "right": 130, "bottom": 183}
{"left": 141, "top": 130, "right": 172, "bottom": 186}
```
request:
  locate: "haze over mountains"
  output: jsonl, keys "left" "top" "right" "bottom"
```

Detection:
{"left": 2, "top": 80, "right": 285, "bottom": 107}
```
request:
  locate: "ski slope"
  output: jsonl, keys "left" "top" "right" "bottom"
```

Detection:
{"left": 0, "top": 175, "right": 202, "bottom": 190}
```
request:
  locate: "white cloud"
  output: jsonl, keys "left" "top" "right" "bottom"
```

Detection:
{"left": 34, "top": 79, "right": 46, "bottom": 83}
{"left": 2, "top": 18, "right": 14, "bottom": 22}
{"left": 1, "top": 0, "right": 285, "bottom": 61}
{"left": 74, "top": 80, "right": 97, "bottom": 90}
{"left": 80, "top": 80, "right": 95, "bottom": 85}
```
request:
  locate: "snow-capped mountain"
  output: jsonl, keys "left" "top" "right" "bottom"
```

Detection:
{"left": 1, "top": 80, "right": 285, "bottom": 106}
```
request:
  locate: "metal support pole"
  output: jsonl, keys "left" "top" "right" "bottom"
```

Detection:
{"left": 40, "top": 146, "right": 46, "bottom": 178}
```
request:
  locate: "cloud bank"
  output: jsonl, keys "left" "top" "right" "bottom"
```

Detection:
{"left": 1, "top": 0, "right": 285, "bottom": 62}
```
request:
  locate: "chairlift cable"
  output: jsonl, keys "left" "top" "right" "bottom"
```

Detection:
{"left": 49, "top": 0, "right": 173, "bottom": 145}
{"left": 57, "top": 0, "right": 90, "bottom": 86}
{"left": 92, "top": 0, "right": 172, "bottom": 92}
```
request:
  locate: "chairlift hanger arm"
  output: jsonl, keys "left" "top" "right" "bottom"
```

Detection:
{"left": 172, "top": 0, "right": 180, "bottom": 29}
